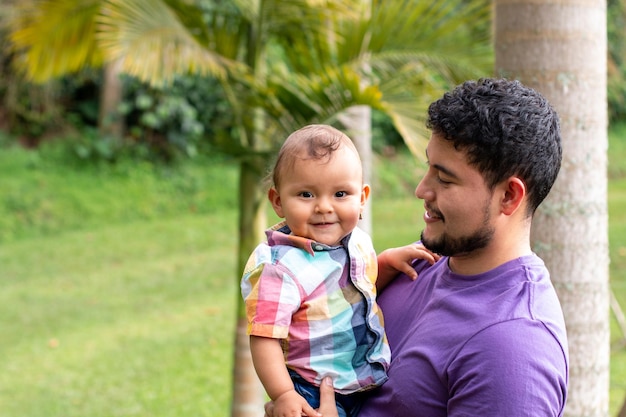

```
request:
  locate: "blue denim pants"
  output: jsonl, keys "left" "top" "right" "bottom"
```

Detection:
{"left": 289, "top": 370, "right": 365, "bottom": 417}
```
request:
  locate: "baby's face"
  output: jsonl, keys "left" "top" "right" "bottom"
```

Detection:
{"left": 269, "top": 145, "right": 368, "bottom": 246}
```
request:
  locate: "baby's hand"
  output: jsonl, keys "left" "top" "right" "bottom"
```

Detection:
{"left": 272, "top": 389, "right": 321, "bottom": 417}
{"left": 379, "top": 243, "right": 440, "bottom": 281}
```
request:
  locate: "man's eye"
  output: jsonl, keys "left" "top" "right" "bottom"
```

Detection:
{"left": 437, "top": 177, "right": 451, "bottom": 185}
{"left": 335, "top": 191, "right": 347, "bottom": 198}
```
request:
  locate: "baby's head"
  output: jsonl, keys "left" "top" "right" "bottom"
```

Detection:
{"left": 271, "top": 124, "right": 362, "bottom": 189}
{"left": 268, "top": 124, "right": 369, "bottom": 246}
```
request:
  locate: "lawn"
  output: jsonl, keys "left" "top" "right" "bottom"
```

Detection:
{"left": 0, "top": 148, "right": 240, "bottom": 416}
{"left": 1, "top": 128, "right": 625, "bottom": 416}
{"left": 608, "top": 123, "right": 626, "bottom": 414}
{"left": 0, "top": 214, "right": 237, "bottom": 416}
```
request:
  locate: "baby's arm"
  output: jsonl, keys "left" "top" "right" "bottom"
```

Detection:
{"left": 376, "top": 243, "right": 440, "bottom": 291}
{"left": 249, "top": 336, "right": 320, "bottom": 417}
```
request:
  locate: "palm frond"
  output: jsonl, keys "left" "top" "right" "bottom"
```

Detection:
{"left": 369, "top": 0, "right": 490, "bottom": 51}
{"left": 334, "top": 0, "right": 492, "bottom": 69}
{"left": 258, "top": 64, "right": 384, "bottom": 144}
{"left": 97, "top": 0, "right": 239, "bottom": 85}
{"left": 9, "top": 0, "right": 104, "bottom": 82}
{"left": 369, "top": 49, "right": 490, "bottom": 89}
{"left": 171, "top": 0, "right": 250, "bottom": 61}
{"left": 262, "top": 0, "right": 360, "bottom": 32}
{"left": 266, "top": 0, "right": 492, "bottom": 160}
{"left": 374, "top": 64, "right": 444, "bottom": 161}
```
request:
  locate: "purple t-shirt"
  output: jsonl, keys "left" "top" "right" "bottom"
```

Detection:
{"left": 360, "top": 254, "right": 569, "bottom": 417}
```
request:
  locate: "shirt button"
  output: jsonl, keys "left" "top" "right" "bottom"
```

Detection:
{"left": 314, "top": 245, "right": 323, "bottom": 251}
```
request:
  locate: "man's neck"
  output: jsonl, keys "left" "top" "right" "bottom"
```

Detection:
{"left": 447, "top": 240, "right": 532, "bottom": 276}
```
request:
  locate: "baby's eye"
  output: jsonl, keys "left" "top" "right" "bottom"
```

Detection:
{"left": 299, "top": 191, "right": 313, "bottom": 198}
{"left": 335, "top": 191, "right": 347, "bottom": 198}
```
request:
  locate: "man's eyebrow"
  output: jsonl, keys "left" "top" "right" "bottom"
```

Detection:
{"left": 432, "top": 163, "right": 459, "bottom": 179}
{"left": 425, "top": 149, "right": 460, "bottom": 179}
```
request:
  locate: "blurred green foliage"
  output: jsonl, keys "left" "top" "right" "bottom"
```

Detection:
{"left": 0, "top": 0, "right": 489, "bottom": 162}
{"left": 0, "top": 140, "right": 238, "bottom": 243}
{"left": 609, "top": 0, "right": 626, "bottom": 122}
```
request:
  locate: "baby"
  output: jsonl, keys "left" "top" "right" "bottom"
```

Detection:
{"left": 241, "top": 124, "right": 438, "bottom": 417}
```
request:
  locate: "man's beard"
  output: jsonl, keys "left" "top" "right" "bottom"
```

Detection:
{"left": 420, "top": 226, "right": 494, "bottom": 257}
{"left": 420, "top": 204, "right": 494, "bottom": 257}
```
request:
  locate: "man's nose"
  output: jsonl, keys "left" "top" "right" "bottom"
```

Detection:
{"left": 415, "top": 176, "right": 434, "bottom": 201}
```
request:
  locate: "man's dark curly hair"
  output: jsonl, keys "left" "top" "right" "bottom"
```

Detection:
{"left": 427, "top": 78, "right": 562, "bottom": 215}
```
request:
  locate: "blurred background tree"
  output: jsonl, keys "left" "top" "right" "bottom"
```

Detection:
{"left": 609, "top": 0, "right": 626, "bottom": 124}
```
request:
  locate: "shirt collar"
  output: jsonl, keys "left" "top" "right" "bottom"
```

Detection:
{"left": 266, "top": 221, "right": 347, "bottom": 256}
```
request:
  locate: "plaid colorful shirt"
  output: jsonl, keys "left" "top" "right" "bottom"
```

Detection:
{"left": 241, "top": 222, "right": 390, "bottom": 394}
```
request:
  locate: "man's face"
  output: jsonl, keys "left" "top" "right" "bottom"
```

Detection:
{"left": 415, "top": 133, "right": 496, "bottom": 257}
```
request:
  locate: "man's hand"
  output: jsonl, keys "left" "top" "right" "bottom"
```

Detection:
{"left": 317, "top": 377, "right": 339, "bottom": 417}
{"left": 264, "top": 378, "right": 337, "bottom": 417}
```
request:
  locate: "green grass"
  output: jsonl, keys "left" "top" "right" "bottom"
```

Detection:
{"left": 0, "top": 145, "right": 237, "bottom": 242}
{"left": 0, "top": 149, "right": 239, "bottom": 417}
{"left": 1, "top": 217, "right": 238, "bottom": 417}
{"left": 609, "top": 202, "right": 626, "bottom": 411}
{"left": 1, "top": 127, "right": 626, "bottom": 416}
{"left": 609, "top": 123, "right": 626, "bottom": 414}
{"left": 608, "top": 124, "right": 626, "bottom": 415}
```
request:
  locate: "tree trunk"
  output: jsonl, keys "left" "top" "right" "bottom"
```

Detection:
{"left": 337, "top": 0, "right": 373, "bottom": 235}
{"left": 339, "top": 105, "right": 373, "bottom": 235}
{"left": 495, "top": 1, "right": 609, "bottom": 415}
{"left": 98, "top": 58, "right": 124, "bottom": 138}
{"left": 619, "top": 392, "right": 626, "bottom": 417}
{"left": 231, "top": 156, "right": 268, "bottom": 417}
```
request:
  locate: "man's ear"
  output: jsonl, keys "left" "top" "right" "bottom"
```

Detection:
{"left": 268, "top": 187, "right": 285, "bottom": 218}
{"left": 501, "top": 177, "right": 526, "bottom": 216}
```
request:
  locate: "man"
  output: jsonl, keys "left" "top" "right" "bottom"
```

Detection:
{"left": 267, "top": 78, "right": 569, "bottom": 417}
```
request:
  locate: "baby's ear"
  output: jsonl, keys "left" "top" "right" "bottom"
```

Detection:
{"left": 268, "top": 187, "right": 285, "bottom": 218}
{"left": 361, "top": 184, "right": 371, "bottom": 205}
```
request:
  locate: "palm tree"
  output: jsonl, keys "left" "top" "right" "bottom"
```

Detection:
{"left": 9, "top": 1, "right": 492, "bottom": 415}
{"left": 494, "top": 0, "right": 609, "bottom": 414}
